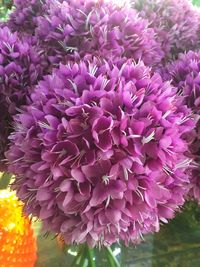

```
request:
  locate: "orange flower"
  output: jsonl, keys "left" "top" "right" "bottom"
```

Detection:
{"left": 0, "top": 190, "right": 37, "bottom": 267}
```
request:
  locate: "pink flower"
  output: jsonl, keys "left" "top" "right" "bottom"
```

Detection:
{"left": 12, "top": 0, "right": 163, "bottom": 66}
{"left": 133, "top": 0, "right": 200, "bottom": 61}
{"left": 0, "top": 26, "right": 47, "bottom": 170}
{"left": 164, "top": 51, "right": 200, "bottom": 204}
{"left": 6, "top": 59, "right": 194, "bottom": 246}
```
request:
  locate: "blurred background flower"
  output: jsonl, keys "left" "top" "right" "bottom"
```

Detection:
{"left": 132, "top": 0, "right": 200, "bottom": 62}
{"left": 0, "top": 188, "right": 37, "bottom": 267}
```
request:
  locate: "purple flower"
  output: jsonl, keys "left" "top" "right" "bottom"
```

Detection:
{"left": 164, "top": 50, "right": 200, "bottom": 204}
{"left": 6, "top": 58, "right": 194, "bottom": 246}
{"left": 0, "top": 26, "right": 48, "bottom": 169}
{"left": 164, "top": 51, "right": 200, "bottom": 110}
{"left": 20, "top": 0, "right": 163, "bottom": 66}
{"left": 8, "top": 0, "right": 46, "bottom": 35}
{"left": 132, "top": 0, "right": 200, "bottom": 61}
{"left": 187, "top": 123, "right": 200, "bottom": 204}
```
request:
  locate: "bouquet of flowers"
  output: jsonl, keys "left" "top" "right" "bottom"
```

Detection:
{"left": 1, "top": 0, "right": 200, "bottom": 266}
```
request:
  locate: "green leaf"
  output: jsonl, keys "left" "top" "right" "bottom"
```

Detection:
{"left": 0, "top": 172, "right": 12, "bottom": 189}
{"left": 0, "top": 0, "right": 13, "bottom": 21}
{"left": 193, "top": 0, "right": 200, "bottom": 6}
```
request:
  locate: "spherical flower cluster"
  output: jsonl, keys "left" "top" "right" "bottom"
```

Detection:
{"left": 164, "top": 51, "right": 200, "bottom": 110}
{"left": 132, "top": 0, "right": 200, "bottom": 61}
{"left": 8, "top": 0, "right": 46, "bottom": 35}
{"left": 35, "top": 0, "right": 163, "bottom": 66}
{"left": 6, "top": 59, "right": 194, "bottom": 246}
{"left": 0, "top": 26, "right": 48, "bottom": 169}
{"left": 164, "top": 50, "right": 200, "bottom": 204}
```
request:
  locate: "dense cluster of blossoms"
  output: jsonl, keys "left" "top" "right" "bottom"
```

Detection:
{"left": 8, "top": 0, "right": 46, "bottom": 35}
{"left": 2, "top": 0, "right": 200, "bottom": 248}
{"left": 164, "top": 51, "right": 200, "bottom": 204}
{"left": 6, "top": 59, "right": 194, "bottom": 246}
{"left": 132, "top": 0, "right": 200, "bottom": 61}
{"left": 7, "top": 0, "right": 163, "bottom": 67}
{"left": 1, "top": 0, "right": 164, "bottom": 170}
{"left": 0, "top": 26, "right": 48, "bottom": 170}
{"left": 34, "top": 0, "right": 163, "bottom": 66}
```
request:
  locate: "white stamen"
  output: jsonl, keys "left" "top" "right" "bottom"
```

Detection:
{"left": 38, "top": 121, "right": 53, "bottom": 130}
{"left": 131, "top": 94, "right": 138, "bottom": 102}
{"left": 164, "top": 146, "right": 175, "bottom": 156}
{"left": 76, "top": 9, "right": 87, "bottom": 18}
{"left": 135, "top": 189, "right": 144, "bottom": 202}
{"left": 175, "top": 159, "right": 193, "bottom": 170}
{"left": 116, "top": 223, "right": 120, "bottom": 234}
{"left": 3, "top": 41, "right": 13, "bottom": 52}
{"left": 160, "top": 218, "right": 168, "bottom": 224}
{"left": 162, "top": 110, "right": 171, "bottom": 119}
{"left": 139, "top": 211, "right": 144, "bottom": 222}
{"left": 102, "top": 175, "right": 110, "bottom": 185}
{"left": 176, "top": 116, "right": 190, "bottom": 125}
{"left": 86, "top": 9, "right": 94, "bottom": 30}
{"left": 122, "top": 130, "right": 127, "bottom": 136}
{"left": 163, "top": 165, "right": 173, "bottom": 176}
{"left": 82, "top": 108, "right": 89, "bottom": 118}
{"left": 58, "top": 41, "right": 78, "bottom": 53}
{"left": 139, "top": 230, "right": 145, "bottom": 241}
{"left": 106, "top": 195, "right": 111, "bottom": 208}
{"left": 133, "top": 221, "right": 136, "bottom": 230}
{"left": 12, "top": 156, "right": 24, "bottom": 164}
{"left": 100, "top": 77, "right": 109, "bottom": 90}
{"left": 128, "top": 134, "right": 141, "bottom": 139}
{"left": 123, "top": 167, "right": 129, "bottom": 181}
{"left": 142, "top": 131, "right": 155, "bottom": 144}
{"left": 57, "top": 25, "right": 64, "bottom": 32}
{"left": 89, "top": 64, "right": 98, "bottom": 76}
{"left": 90, "top": 101, "right": 97, "bottom": 106}
{"left": 67, "top": 79, "right": 78, "bottom": 94}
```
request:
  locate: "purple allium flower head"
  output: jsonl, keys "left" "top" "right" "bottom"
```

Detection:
{"left": 6, "top": 58, "right": 194, "bottom": 246}
{"left": 35, "top": 0, "right": 163, "bottom": 66}
{"left": 164, "top": 50, "right": 200, "bottom": 204}
{"left": 132, "top": 0, "right": 200, "bottom": 61}
{"left": 0, "top": 26, "right": 47, "bottom": 113}
{"left": 8, "top": 0, "right": 46, "bottom": 35}
{"left": 164, "top": 51, "right": 200, "bottom": 110}
{"left": 0, "top": 26, "right": 48, "bottom": 169}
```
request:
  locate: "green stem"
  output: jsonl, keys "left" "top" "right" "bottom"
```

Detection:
{"left": 106, "top": 247, "right": 121, "bottom": 267}
{"left": 106, "top": 251, "right": 116, "bottom": 267}
{"left": 79, "top": 245, "right": 88, "bottom": 267}
{"left": 86, "top": 245, "right": 96, "bottom": 267}
{"left": 70, "top": 245, "right": 85, "bottom": 267}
